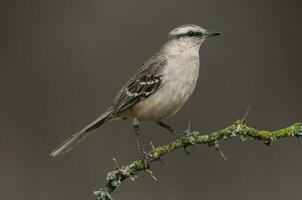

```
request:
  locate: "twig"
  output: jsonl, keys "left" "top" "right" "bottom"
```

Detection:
{"left": 94, "top": 120, "right": 302, "bottom": 200}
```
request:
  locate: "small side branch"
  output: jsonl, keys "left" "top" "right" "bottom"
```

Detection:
{"left": 94, "top": 120, "right": 302, "bottom": 200}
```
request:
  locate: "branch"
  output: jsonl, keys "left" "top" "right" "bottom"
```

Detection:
{"left": 94, "top": 120, "right": 302, "bottom": 200}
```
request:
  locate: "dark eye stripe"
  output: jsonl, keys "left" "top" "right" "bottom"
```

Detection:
{"left": 176, "top": 31, "right": 203, "bottom": 38}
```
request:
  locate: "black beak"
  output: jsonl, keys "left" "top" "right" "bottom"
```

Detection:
{"left": 203, "top": 30, "right": 223, "bottom": 38}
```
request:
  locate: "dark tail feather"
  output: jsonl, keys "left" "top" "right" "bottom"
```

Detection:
{"left": 50, "top": 107, "right": 113, "bottom": 157}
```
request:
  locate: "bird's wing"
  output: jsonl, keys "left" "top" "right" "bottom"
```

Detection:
{"left": 50, "top": 55, "right": 167, "bottom": 157}
{"left": 112, "top": 55, "right": 167, "bottom": 115}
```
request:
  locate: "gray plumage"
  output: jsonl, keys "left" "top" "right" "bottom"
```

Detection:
{"left": 50, "top": 24, "right": 221, "bottom": 157}
{"left": 50, "top": 107, "right": 113, "bottom": 156}
{"left": 112, "top": 55, "right": 166, "bottom": 115}
{"left": 50, "top": 55, "right": 166, "bottom": 157}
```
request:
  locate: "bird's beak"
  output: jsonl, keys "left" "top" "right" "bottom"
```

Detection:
{"left": 203, "top": 30, "right": 223, "bottom": 38}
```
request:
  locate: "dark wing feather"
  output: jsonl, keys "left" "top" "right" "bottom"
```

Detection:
{"left": 112, "top": 55, "right": 167, "bottom": 115}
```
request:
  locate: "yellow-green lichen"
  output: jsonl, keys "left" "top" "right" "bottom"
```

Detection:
{"left": 96, "top": 120, "right": 302, "bottom": 200}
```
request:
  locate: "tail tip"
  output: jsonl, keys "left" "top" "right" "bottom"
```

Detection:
{"left": 50, "top": 148, "right": 65, "bottom": 157}
{"left": 50, "top": 151, "right": 58, "bottom": 157}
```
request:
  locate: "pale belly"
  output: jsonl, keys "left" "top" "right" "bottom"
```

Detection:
{"left": 131, "top": 56, "right": 199, "bottom": 121}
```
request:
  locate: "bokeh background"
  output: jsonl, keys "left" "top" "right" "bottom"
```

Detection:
{"left": 1, "top": 0, "right": 302, "bottom": 199}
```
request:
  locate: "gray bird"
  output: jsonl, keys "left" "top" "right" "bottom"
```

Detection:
{"left": 50, "top": 24, "right": 222, "bottom": 162}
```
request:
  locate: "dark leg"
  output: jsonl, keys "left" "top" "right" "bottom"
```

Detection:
{"left": 132, "top": 118, "right": 148, "bottom": 167}
{"left": 156, "top": 121, "right": 182, "bottom": 136}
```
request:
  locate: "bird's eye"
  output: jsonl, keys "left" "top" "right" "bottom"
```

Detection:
{"left": 187, "top": 31, "right": 195, "bottom": 36}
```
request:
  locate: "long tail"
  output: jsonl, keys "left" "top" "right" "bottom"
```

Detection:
{"left": 50, "top": 107, "right": 113, "bottom": 157}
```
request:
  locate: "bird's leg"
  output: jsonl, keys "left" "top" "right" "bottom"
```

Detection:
{"left": 156, "top": 121, "right": 182, "bottom": 137}
{"left": 157, "top": 121, "right": 194, "bottom": 154}
{"left": 133, "top": 118, "right": 149, "bottom": 168}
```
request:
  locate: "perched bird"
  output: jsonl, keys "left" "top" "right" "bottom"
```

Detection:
{"left": 50, "top": 24, "right": 222, "bottom": 162}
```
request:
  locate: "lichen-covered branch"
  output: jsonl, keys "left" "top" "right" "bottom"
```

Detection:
{"left": 94, "top": 120, "right": 302, "bottom": 200}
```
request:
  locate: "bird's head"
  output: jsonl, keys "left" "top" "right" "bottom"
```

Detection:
{"left": 166, "top": 24, "right": 222, "bottom": 50}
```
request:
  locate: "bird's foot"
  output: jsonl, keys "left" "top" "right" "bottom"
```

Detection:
{"left": 184, "top": 121, "right": 200, "bottom": 136}
{"left": 181, "top": 122, "right": 200, "bottom": 155}
{"left": 140, "top": 150, "right": 150, "bottom": 169}
{"left": 174, "top": 130, "right": 185, "bottom": 137}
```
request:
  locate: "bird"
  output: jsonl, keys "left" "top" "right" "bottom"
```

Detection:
{"left": 50, "top": 24, "right": 222, "bottom": 162}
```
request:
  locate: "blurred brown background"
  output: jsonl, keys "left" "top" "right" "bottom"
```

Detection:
{"left": 1, "top": 0, "right": 302, "bottom": 199}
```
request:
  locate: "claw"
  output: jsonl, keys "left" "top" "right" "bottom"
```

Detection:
{"left": 140, "top": 150, "right": 150, "bottom": 169}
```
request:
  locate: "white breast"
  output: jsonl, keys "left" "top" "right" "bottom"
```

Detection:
{"left": 132, "top": 52, "right": 200, "bottom": 121}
